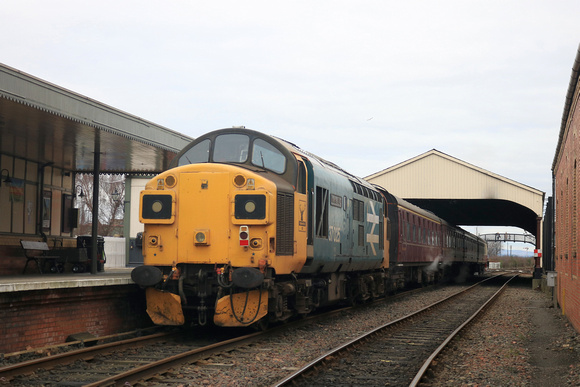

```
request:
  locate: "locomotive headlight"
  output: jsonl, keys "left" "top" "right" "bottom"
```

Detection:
{"left": 245, "top": 201, "right": 256, "bottom": 213}
{"left": 151, "top": 200, "right": 163, "bottom": 213}
{"left": 235, "top": 194, "right": 266, "bottom": 220}
{"left": 194, "top": 230, "right": 210, "bottom": 245}
{"left": 140, "top": 191, "right": 175, "bottom": 224}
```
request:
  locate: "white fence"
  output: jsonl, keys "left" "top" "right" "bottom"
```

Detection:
{"left": 103, "top": 237, "right": 126, "bottom": 268}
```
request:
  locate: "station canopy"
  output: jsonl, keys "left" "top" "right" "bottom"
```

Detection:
{"left": 0, "top": 63, "right": 193, "bottom": 174}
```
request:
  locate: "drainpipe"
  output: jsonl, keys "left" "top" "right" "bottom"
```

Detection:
{"left": 91, "top": 132, "right": 101, "bottom": 275}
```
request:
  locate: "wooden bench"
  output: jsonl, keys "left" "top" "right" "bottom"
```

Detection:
{"left": 20, "top": 240, "right": 63, "bottom": 274}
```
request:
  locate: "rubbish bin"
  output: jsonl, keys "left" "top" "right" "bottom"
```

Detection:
{"left": 129, "top": 232, "right": 144, "bottom": 266}
{"left": 547, "top": 271, "right": 557, "bottom": 287}
{"left": 77, "top": 235, "right": 106, "bottom": 272}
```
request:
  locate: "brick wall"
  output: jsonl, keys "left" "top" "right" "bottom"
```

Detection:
{"left": 0, "top": 285, "right": 151, "bottom": 354}
{"left": 0, "top": 243, "right": 29, "bottom": 276}
{"left": 554, "top": 78, "right": 580, "bottom": 332}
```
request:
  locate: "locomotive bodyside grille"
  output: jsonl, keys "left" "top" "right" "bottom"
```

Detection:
{"left": 276, "top": 192, "right": 294, "bottom": 255}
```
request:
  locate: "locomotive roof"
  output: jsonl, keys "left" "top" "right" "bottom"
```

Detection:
{"left": 273, "top": 133, "right": 377, "bottom": 192}
{"left": 176, "top": 127, "right": 377, "bottom": 193}
{"left": 174, "top": 128, "right": 483, "bottom": 243}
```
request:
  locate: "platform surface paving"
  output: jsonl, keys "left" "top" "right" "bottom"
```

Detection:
{"left": 0, "top": 268, "right": 134, "bottom": 292}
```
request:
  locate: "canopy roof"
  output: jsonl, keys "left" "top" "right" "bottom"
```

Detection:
{"left": 0, "top": 63, "right": 193, "bottom": 174}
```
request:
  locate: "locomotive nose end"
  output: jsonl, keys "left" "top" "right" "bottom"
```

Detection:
{"left": 131, "top": 265, "right": 163, "bottom": 287}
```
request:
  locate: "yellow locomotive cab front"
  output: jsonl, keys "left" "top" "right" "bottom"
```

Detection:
{"left": 134, "top": 162, "right": 282, "bottom": 327}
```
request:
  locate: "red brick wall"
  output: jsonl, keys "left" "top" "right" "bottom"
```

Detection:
{"left": 0, "top": 243, "right": 29, "bottom": 276}
{"left": 554, "top": 79, "right": 580, "bottom": 332}
{"left": 0, "top": 285, "right": 151, "bottom": 354}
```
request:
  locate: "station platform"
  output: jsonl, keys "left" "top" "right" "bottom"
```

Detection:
{"left": 0, "top": 267, "right": 134, "bottom": 293}
{"left": 0, "top": 267, "right": 148, "bottom": 354}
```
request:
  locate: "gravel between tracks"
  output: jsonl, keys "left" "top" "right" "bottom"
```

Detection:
{"left": 140, "top": 276, "right": 580, "bottom": 386}
{"left": 426, "top": 275, "right": 580, "bottom": 387}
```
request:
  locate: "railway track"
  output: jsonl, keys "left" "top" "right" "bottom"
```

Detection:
{"left": 0, "top": 281, "right": 481, "bottom": 386}
{"left": 0, "top": 306, "right": 355, "bottom": 386}
{"left": 0, "top": 328, "right": 245, "bottom": 386}
{"left": 274, "top": 274, "right": 516, "bottom": 386}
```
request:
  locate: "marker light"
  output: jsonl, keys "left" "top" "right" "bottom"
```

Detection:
{"left": 239, "top": 226, "right": 249, "bottom": 246}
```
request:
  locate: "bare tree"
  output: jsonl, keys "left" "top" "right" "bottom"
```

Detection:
{"left": 76, "top": 174, "right": 125, "bottom": 236}
{"left": 487, "top": 240, "right": 502, "bottom": 258}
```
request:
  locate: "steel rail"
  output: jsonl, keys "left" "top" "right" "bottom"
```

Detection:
{"left": 70, "top": 287, "right": 433, "bottom": 386}
{"left": 273, "top": 274, "right": 507, "bottom": 387}
{"left": 409, "top": 274, "right": 517, "bottom": 387}
{"left": 84, "top": 330, "right": 265, "bottom": 387}
{"left": 0, "top": 331, "right": 174, "bottom": 379}
{"left": 1, "top": 284, "right": 439, "bottom": 385}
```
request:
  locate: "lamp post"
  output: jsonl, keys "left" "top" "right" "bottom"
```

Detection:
{"left": 0, "top": 169, "right": 11, "bottom": 186}
{"left": 75, "top": 185, "right": 85, "bottom": 202}
{"left": 75, "top": 185, "right": 86, "bottom": 234}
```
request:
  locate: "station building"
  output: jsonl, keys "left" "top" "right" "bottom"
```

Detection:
{"left": 0, "top": 63, "right": 192, "bottom": 275}
{"left": 0, "top": 63, "right": 192, "bottom": 353}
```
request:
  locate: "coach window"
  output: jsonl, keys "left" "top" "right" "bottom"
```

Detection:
{"left": 178, "top": 139, "right": 210, "bottom": 166}
{"left": 214, "top": 134, "right": 250, "bottom": 163}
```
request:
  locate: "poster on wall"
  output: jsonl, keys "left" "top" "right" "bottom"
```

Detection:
{"left": 42, "top": 190, "right": 51, "bottom": 230}
{"left": 9, "top": 178, "right": 23, "bottom": 202}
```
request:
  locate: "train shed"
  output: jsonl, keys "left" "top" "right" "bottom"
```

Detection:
{"left": 365, "top": 149, "right": 545, "bottom": 241}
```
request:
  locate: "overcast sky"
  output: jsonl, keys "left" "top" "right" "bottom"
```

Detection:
{"left": 3, "top": 1, "right": 580, "bottom": 239}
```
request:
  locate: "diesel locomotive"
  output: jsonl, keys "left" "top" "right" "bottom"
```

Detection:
{"left": 131, "top": 128, "right": 487, "bottom": 328}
